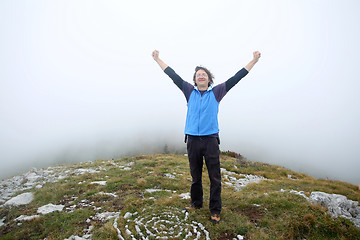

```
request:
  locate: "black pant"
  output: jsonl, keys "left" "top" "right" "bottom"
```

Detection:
{"left": 187, "top": 136, "right": 221, "bottom": 214}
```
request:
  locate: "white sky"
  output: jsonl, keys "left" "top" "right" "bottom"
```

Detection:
{"left": 1, "top": 0, "right": 360, "bottom": 185}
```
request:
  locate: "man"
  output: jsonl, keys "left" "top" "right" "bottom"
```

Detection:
{"left": 152, "top": 50, "right": 261, "bottom": 223}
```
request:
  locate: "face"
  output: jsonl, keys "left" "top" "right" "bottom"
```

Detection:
{"left": 195, "top": 69, "right": 210, "bottom": 89}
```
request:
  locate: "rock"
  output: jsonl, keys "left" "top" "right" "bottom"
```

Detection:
{"left": 37, "top": 203, "right": 64, "bottom": 214}
{"left": 179, "top": 192, "right": 191, "bottom": 199}
{"left": 64, "top": 235, "right": 90, "bottom": 240}
{"left": 0, "top": 175, "right": 27, "bottom": 204}
{"left": 221, "top": 168, "right": 266, "bottom": 191}
{"left": 24, "top": 172, "right": 41, "bottom": 187}
{"left": 0, "top": 217, "right": 5, "bottom": 227}
{"left": 124, "top": 212, "right": 132, "bottom": 219}
{"left": 165, "top": 173, "right": 176, "bottom": 179}
{"left": 121, "top": 167, "right": 131, "bottom": 171}
{"left": 4, "top": 192, "right": 34, "bottom": 206}
{"left": 0, "top": 164, "right": 106, "bottom": 207}
{"left": 309, "top": 191, "right": 360, "bottom": 229}
{"left": 290, "top": 190, "right": 309, "bottom": 200}
{"left": 90, "top": 181, "right": 107, "bottom": 186}
{"left": 16, "top": 215, "right": 40, "bottom": 221}
{"left": 283, "top": 190, "right": 360, "bottom": 229}
{"left": 74, "top": 169, "right": 100, "bottom": 175}
{"left": 94, "top": 211, "right": 120, "bottom": 221}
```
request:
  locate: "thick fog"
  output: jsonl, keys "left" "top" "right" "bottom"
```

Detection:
{"left": 1, "top": 1, "right": 360, "bottom": 185}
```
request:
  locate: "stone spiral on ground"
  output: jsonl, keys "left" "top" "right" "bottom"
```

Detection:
{"left": 115, "top": 207, "right": 210, "bottom": 240}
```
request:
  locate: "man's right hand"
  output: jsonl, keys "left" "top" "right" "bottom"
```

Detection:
{"left": 152, "top": 50, "right": 168, "bottom": 71}
{"left": 152, "top": 50, "right": 160, "bottom": 61}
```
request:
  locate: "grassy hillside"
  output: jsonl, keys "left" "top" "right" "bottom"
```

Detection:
{"left": 1, "top": 153, "right": 360, "bottom": 239}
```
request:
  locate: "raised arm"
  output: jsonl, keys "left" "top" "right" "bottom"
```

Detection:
{"left": 152, "top": 50, "right": 168, "bottom": 71}
{"left": 224, "top": 51, "right": 261, "bottom": 92}
{"left": 152, "top": 50, "right": 191, "bottom": 95}
{"left": 244, "top": 51, "right": 261, "bottom": 72}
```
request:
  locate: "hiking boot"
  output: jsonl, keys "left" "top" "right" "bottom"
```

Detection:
{"left": 210, "top": 213, "right": 220, "bottom": 223}
{"left": 184, "top": 204, "right": 202, "bottom": 211}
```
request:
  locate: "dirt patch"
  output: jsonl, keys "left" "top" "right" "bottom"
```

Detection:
{"left": 112, "top": 198, "right": 124, "bottom": 209}
{"left": 0, "top": 222, "right": 16, "bottom": 236}
{"left": 234, "top": 205, "right": 265, "bottom": 223}
{"left": 118, "top": 184, "right": 132, "bottom": 191}
{"left": 216, "top": 231, "right": 242, "bottom": 240}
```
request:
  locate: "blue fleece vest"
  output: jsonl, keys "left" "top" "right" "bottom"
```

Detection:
{"left": 185, "top": 86, "right": 219, "bottom": 136}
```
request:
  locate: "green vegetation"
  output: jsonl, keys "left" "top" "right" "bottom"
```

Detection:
{"left": 1, "top": 153, "right": 359, "bottom": 239}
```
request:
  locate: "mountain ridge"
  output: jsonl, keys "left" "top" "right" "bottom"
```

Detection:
{"left": 1, "top": 153, "right": 360, "bottom": 239}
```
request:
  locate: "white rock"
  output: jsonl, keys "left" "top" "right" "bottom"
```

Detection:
{"left": 90, "top": 181, "right": 106, "bottom": 186}
{"left": 220, "top": 168, "right": 266, "bottom": 191}
{"left": 290, "top": 190, "right": 309, "bottom": 200}
{"left": 64, "top": 235, "right": 89, "bottom": 240}
{"left": 0, "top": 217, "right": 5, "bottom": 227}
{"left": 16, "top": 215, "right": 40, "bottom": 221}
{"left": 4, "top": 192, "right": 34, "bottom": 206}
{"left": 165, "top": 173, "right": 176, "bottom": 179}
{"left": 308, "top": 191, "right": 360, "bottom": 229}
{"left": 145, "top": 188, "right": 171, "bottom": 193}
{"left": 25, "top": 172, "right": 41, "bottom": 183}
{"left": 74, "top": 169, "right": 100, "bottom": 175}
{"left": 81, "top": 234, "right": 92, "bottom": 239}
{"left": 113, "top": 215, "right": 125, "bottom": 240}
{"left": 98, "top": 192, "right": 117, "bottom": 197}
{"left": 124, "top": 212, "right": 133, "bottom": 219}
{"left": 179, "top": 193, "right": 191, "bottom": 200}
{"left": 95, "top": 211, "right": 120, "bottom": 221}
{"left": 37, "top": 203, "right": 64, "bottom": 214}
